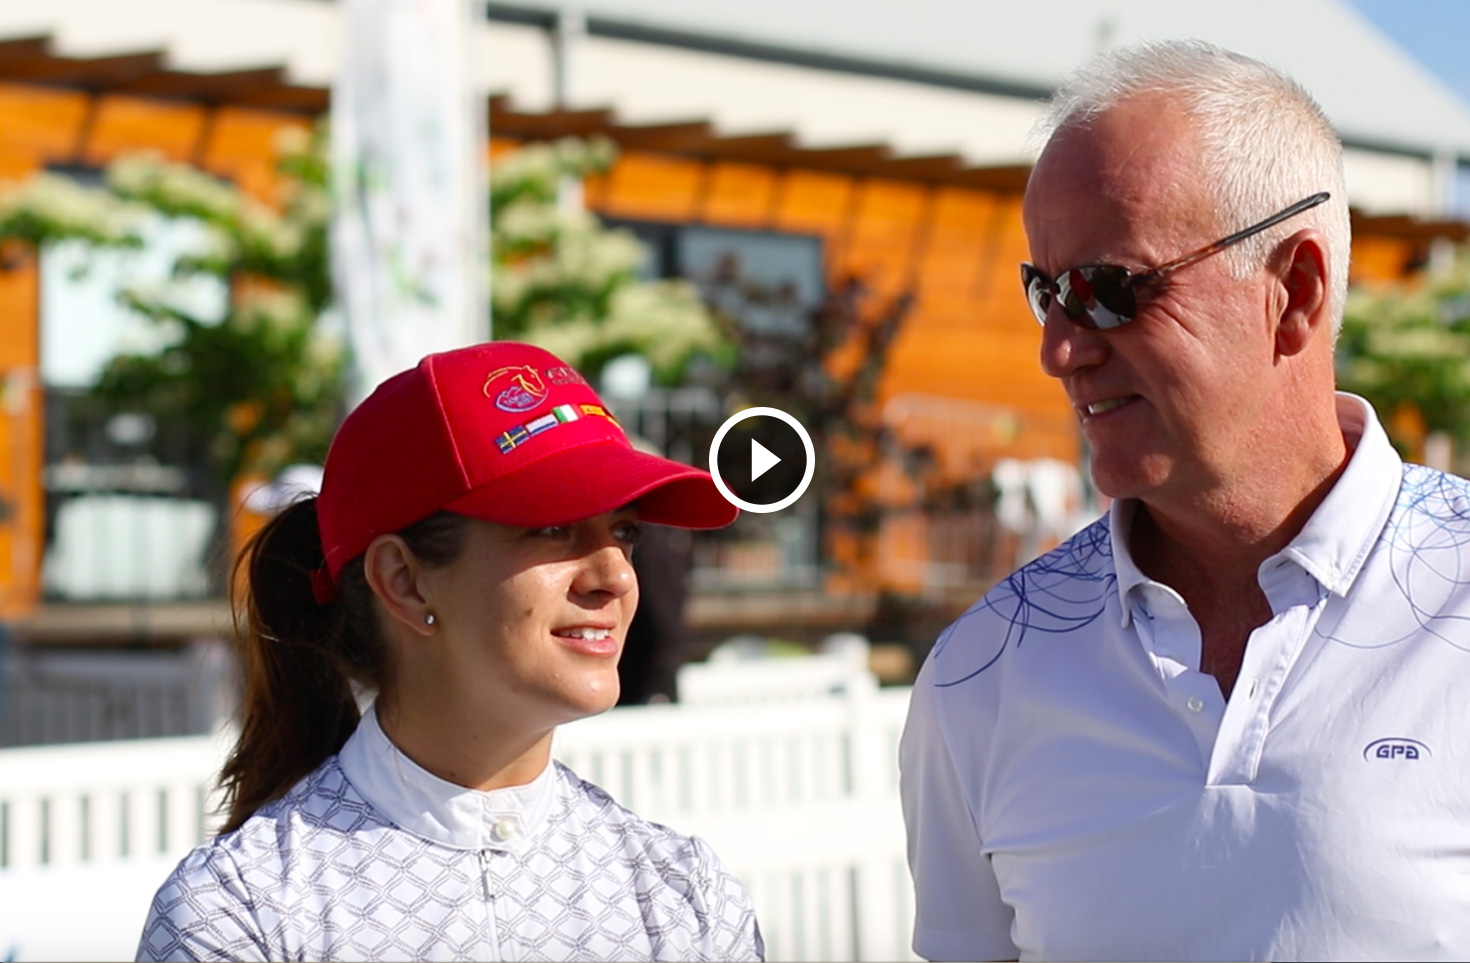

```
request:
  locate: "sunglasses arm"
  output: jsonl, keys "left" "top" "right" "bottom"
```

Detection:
{"left": 1144, "top": 191, "right": 1332, "bottom": 284}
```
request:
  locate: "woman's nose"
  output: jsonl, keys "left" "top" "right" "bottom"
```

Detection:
{"left": 572, "top": 540, "right": 636, "bottom": 600}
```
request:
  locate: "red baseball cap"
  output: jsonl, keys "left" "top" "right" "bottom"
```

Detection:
{"left": 314, "top": 342, "right": 737, "bottom": 591}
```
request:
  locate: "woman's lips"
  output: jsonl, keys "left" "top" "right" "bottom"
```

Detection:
{"left": 552, "top": 626, "right": 619, "bottom": 657}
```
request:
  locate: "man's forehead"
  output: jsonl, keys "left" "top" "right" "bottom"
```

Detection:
{"left": 1023, "top": 94, "right": 1216, "bottom": 255}
{"left": 1031, "top": 96, "right": 1199, "bottom": 202}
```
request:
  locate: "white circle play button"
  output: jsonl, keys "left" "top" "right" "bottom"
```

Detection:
{"left": 707, "top": 406, "right": 815, "bottom": 514}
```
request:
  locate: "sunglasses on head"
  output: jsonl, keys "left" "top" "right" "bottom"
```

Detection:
{"left": 1021, "top": 191, "right": 1331, "bottom": 330}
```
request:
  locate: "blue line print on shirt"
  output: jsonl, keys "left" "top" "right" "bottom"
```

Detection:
{"left": 933, "top": 463, "right": 1470, "bottom": 690}
{"left": 1317, "top": 465, "right": 1470, "bottom": 654}
{"left": 934, "top": 518, "right": 1115, "bottom": 687}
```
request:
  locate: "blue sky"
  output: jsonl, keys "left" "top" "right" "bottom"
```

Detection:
{"left": 1345, "top": 0, "right": 1470, "bottom": 108}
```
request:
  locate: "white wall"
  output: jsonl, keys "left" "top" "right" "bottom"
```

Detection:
{"left": 1343, "top": 145, "right": 1441, "bottom": 216}
{"left": 0, "top": 0, "right": 1453, "bottom": 211}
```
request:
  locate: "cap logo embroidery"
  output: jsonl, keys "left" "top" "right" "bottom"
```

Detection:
{"left": 545, "top": 365, "right": 588, "bottom": 387}
{"left": 484, "top": 365, "right": 548, "bottom": 413}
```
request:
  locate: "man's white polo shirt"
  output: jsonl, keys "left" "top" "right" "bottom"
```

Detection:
{"left": 900, "top": 395, "right": 1470, "bottom": 961}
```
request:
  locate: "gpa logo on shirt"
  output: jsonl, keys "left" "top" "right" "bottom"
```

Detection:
{"left": 1363, "top": 737, "right": 1430, "bottom": 761}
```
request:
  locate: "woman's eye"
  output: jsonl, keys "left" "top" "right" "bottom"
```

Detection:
{"left": 614, "top": 521, "right": 642, "bottom": 548}
{"left": 531, "top": 525, "right": 571, "bottom": 540}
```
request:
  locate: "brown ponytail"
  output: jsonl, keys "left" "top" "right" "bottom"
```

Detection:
{"left": 219, "top": 499, "right": 466, "bottom": 833}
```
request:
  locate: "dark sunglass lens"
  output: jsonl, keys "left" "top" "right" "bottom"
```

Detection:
{"left": 1030, "top": 289, "right": 1052, "bottom": 322}
{"left": 1022, "top": 266, "right": 1052, "bottom": 323}
{"left": 1085, "top": 266, "right": 1138, "bottom": 329}
{"left": 1057, "top": 268, "right": 1098, "bottom": 329}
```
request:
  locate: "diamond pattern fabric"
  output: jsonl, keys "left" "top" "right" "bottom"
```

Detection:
{"left": 136, "top": 725, "right": 763, "bottom": 962}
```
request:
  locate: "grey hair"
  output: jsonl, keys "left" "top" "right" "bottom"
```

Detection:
{"left": 1036, "top": 40, "right": 1351, "bottom": 334}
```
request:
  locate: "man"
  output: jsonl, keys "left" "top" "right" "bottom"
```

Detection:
{"left": 900, "top": 39, "right": 1470, "bottom": 961}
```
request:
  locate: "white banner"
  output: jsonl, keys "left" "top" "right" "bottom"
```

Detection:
{"left": 331, "top": 0, "right": 488, "bottom": 405}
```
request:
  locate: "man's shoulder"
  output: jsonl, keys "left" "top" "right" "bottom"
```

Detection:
{"left": 1399, "top": 463, "right": 1470, "bottom": 519}
{"left": 924, "top": 515, "right": 1116, "bottom": 685}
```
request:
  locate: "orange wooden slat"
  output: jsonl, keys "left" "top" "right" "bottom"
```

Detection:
{"left": 698, "top": 162, "right": 777, "bottom": 229}
{"left": 0, "top": 147, "right": 40, "bottom": 182}
{"left": 0, "top": 82, "right": 89, "bottom": 164}
{"left": 81, "top": 94, "right": 207, "bottom": 166}
{"left": 1349, "top": 235, "right": 1415, "bottom": 284}
{"left": 772, "top": 169, "right": 855, "bottom": 240}
{"left": 199, "top": 106, "right": 311, "bottom": 202}
{"left": 488, "top": 136, "right": 519, "bottom": 161}
{"left": 910, "top": 187, "right": 998, "bottom": 295}
{"left": 591, "top": 151, "right": 705, "bottom": 222}
{"left": 834, "top": 178, "right": 928, "bottom": 296}
{"left": 0, "top": 250, "right": 42, "bottom": 617}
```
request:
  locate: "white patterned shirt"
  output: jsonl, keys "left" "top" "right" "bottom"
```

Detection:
{"left": 137, "top": 708, "right": 764, "bottom": 962}
{"left": 901, "top": 394, "right": 1470, "bottom": 961}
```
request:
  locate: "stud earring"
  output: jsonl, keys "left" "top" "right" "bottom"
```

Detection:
{"left": 424, "top": 613, "right": 436, "bottom": 627}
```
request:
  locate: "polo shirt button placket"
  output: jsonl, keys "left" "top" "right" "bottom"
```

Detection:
{"left": 491, "top": 816, "right": 521, "bottom": 843}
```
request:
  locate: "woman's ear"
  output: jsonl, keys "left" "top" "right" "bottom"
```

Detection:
{"left": 363, "top": 535, "right": 437, "bottom": 637}
{"left": 1273, "top": 229, "right": 1330, "bottom": 358}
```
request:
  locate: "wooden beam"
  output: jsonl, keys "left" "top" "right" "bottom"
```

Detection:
{"left": 120, "top": 66, "right": 286, "bottom": 104}
{"left": 3, "top": 50, "right": 167, "bottom": 90}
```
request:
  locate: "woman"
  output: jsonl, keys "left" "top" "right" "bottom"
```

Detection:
{"left": 136, "top": 342, "right": 761, "bottom": 962}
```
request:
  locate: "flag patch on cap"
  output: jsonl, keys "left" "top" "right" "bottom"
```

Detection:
{"left": 496, "top": 404, "right": 587, "bottom": 453}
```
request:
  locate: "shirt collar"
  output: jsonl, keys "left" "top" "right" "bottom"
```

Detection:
{"left": 338, "top": 703, "right": 558, "bottom": 851}
{"left": 1279, "top": 393, "right": 1400, "bottom": 596}
{"left": 1110, "top": 498, "right": 1148, "bottom": 628}
{"left": 1111, "top": 392, "right": 1401, "bottom": 627}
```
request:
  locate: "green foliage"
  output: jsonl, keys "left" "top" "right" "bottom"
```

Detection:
{"left": 1337, "top": 253, "right": 1470, "bottom": 453}
{"left": 0, "top": 172, "right": 144, "bottom": 251}
{"left": 99, "top": 130, "right": 340, "bottom": 485}
{"left": 490, "top": 137, "right": 725, "bottom": 382}
{"left": 0, "top": 130, "right": 726, "bottom": 485}
{"left": 0, "top": 128, "right": 342, "bottom": 486}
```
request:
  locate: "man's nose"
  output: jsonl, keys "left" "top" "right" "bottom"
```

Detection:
{"left": 1038, "top": 309, "right": 1109, "bottom": 379}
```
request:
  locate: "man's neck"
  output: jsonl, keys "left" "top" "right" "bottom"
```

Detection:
{"left": 1128, "top": 424, "right": 1351, "bottom": 698}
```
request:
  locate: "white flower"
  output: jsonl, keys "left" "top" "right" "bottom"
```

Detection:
{"left": 0, "top": 173, "right": 144, "bottom": 245}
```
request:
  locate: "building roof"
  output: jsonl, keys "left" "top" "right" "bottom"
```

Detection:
{"left": 491, "top": 0, "right": 1470, "bottom": 158}
{"left": 4, "top": 0, "right": 1470, "bottom": 160}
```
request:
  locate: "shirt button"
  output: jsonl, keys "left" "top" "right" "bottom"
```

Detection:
{"left": 491, "top": 816, "right": 520, "bottom": 842}
{"left": 1186, "top": 696, "right": 1205, "bottom": 714}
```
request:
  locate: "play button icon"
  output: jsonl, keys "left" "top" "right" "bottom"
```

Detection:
{"left": 708, "top": 406, "right": 816, "bottom": 513}
{"left": 750, "top": 438, "right": 780, "bottom": 482}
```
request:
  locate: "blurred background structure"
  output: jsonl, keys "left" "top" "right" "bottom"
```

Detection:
{"left": 4, "top": 0, "right": 1470, "bottom": 958}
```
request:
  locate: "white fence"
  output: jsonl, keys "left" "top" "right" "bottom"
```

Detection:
{"left": 0, "top": 656, "right": 917, "bottom": 963}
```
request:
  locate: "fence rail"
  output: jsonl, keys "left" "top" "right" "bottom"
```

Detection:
{"left": 0, "top": 657, "right": 917, "bottom": 963}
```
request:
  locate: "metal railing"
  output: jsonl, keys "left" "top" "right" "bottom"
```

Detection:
{"left": 0, "top": 640, "right": 235, "bottom": 749}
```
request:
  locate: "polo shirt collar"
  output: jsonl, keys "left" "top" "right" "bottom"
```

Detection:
{"left": 1110, "top": 392, "right": 1401, "bottom": 627}
{"left": 338, "top": 703, "right": 557, "bottom": 852}
{"left": 1111, "top": 499, "right": 1149, "bottom": 628}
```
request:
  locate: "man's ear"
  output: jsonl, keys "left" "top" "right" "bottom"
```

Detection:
{"left": 363, "top": 535, "right": 437, "bottom": 637}
{"left": 1273, "top": 229, "right": 1330, "bottom": 358}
